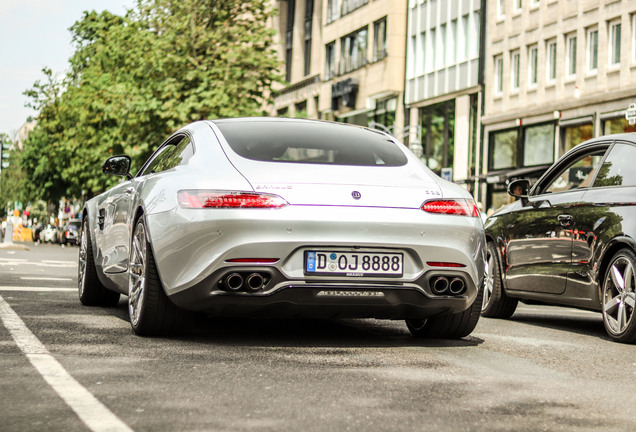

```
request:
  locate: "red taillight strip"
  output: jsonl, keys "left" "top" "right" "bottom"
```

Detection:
{"left": 421, "top": 199, "right": 480, "bottom": 217}
{"left": 426, "top": 261, "right": 466, "bottom": 268}
{"left": 178, "top": 190, "right": 288, "bottom": 209}
{"left": 225, "top": 258, "right": 279, "bottom": 263}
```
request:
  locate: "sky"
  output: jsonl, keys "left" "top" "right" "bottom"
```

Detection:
{"left": 0, "top": 0, "right": 135, "bottom": 137}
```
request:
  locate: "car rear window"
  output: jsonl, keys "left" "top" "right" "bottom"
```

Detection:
{"left": 214, "top": 120, "right": 408, "bottom": 166}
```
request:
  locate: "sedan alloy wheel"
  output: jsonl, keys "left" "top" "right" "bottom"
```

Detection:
{"left": 602, "top": 249, "right": 636, "bottom": 343}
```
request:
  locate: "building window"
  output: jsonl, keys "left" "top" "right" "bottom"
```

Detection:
{"left": 511, "top": 51, "right": 520, "bottom": 91}
{"left": 437, "top": 24, "right": 446, "bottom": 69}
{"left": 490, "top": 128, "right": 519, "bottom": 170}
{"left": 609, "top": 20, "right": 621, "bottom": 67}
{"left": 341, "top": 0, "right": 369, "bottom": 17}
{"left": 562, "top": 123, "right": 593, "bottom": 154}
{"left": 633, "top": 15, "right": 636, "bottom": 63}
{"left": 285, "top": 0, "right": 295, "bottom": 82}
{"left": 528, "top": 45, "right": 538, "bottom": 86}
{"left": 327, "top": 0, "right": 338, "bottom": 23}
{"left": 450, "top": 20, "right": 457, "bottom": 65}
{"left": 530, "top": 0, "right": 540, "bottom": 7}
{"left": 603, "top": 117, "right": 636, "bottom": 134}
{"left": 369, "top": 97, "right": 397, "bottom": 131}
{"left": 373, "top": 17, "right": 387, "bottom": 62}
{"left": 325, "top": 42, "right": 336, "bottom": 80}
{"left": 513, "top": 0, "right": 522, "bottom": 13}
{"left": 566, "top": 34, "right": 577, "bottom": 78}
{"left": 419, "top": 100, "right": 455, "bottom": 174}
{"left": 587, "top": 28, "right": 598, "bottom": 73}
{"left": 459, "top": 15, "right": 468, "bottom": 62}
{"left": 471, "top": 13, "right": 481, "bottom": 59}
{"left": 340, "top": 27, "right": 368, "bottom": 74}
{"left": 497, "top": 0, "right": 505, "bottom": 20}
{"left": 426, "top": 28, "right": 436, "bottom": 72}
{"left": 303, "top": 0, "right": 314, "bottom": 76}
{"left": 546, "top": 40, "right": 557, "bottom": 82}
{"left": 495, "top": 55, "right": 504, "bottom": 96}
{"left": 523, "top": 123, "right": 554, "bottom": 166}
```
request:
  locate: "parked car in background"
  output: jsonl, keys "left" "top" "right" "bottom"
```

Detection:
{"left": 39, "top": 225, "right": 59, "bottom": 243}
{"left": 58, "top": 220, "right": 81, "bottom": 246}
{"left": 483, "top": 133, "right": 636, "bottom": 343}
{"left": 79, "top": 118, "right": 485, "bottom": 337}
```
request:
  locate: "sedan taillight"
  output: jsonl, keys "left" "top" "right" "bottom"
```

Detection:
{"left": 178, "top": 190, "right": 288, "bottom": 209}
{"left": 421, "top": 199, "right": 480, "bottom": 217}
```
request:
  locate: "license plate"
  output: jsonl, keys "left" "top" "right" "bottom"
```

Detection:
{"left": 304, "top": 251, "right": 403, "bottom": 277}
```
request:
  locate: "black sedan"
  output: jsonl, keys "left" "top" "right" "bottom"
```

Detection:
{"left": 483, "top": 133, "right": 636, "bottom": 343}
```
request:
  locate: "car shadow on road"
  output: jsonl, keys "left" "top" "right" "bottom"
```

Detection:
{"left": 188, "top": 315, "right": 484, "bottom": 348}
{"left": 106, "top": 299, "right": 484, "bottom": 348}
{"left": 503, "top": 307, "right": 609, "bottom": 341}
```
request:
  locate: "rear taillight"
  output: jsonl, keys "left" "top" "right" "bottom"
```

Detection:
{"left": 178, "top": 190, "right": 288, "bottom": 209}
{"left": 421, "top": 199, "right": 480, "bottom": 217}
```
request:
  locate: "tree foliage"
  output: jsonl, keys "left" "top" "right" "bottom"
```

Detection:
{"left": 19, "top": 0, "right": 281, "bottom": 202}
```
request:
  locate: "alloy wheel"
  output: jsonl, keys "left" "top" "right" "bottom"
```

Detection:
{"left": 78, "top": 224, "right": 88, "bottom": 296}
{"left": 129, "top": 222, "right": 147, "bottom": 327}
{"left": 482, "top": 250, "right": 494, "bottom": 312}
{"left": 603, "top": 256, "right": 636, "bottom": 336}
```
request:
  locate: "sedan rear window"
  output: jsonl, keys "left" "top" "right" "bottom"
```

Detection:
{"left": 214, "top": 120, "right": 408, "bottom": 166}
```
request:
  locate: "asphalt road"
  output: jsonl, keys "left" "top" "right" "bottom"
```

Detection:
{"left": 1, "top": 242, "right": 636, "bottom": 431}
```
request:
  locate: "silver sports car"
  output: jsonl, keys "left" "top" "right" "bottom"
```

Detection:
{"left": 78, "top": 118, "right": 485, "bottom": 337}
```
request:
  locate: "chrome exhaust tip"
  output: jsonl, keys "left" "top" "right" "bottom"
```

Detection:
{"left": 449, "top": 278, "right": 466, "bottom": 295}
{"left": 431, "top": 276, "right": 449, "bottom": 295}
{"left": 245, "top": 273, "right": 265, "bottom": 292}
{"left": 224, "top": 273, "right": 244, "bottom": 291}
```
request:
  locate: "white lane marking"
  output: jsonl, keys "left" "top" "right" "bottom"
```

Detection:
{"left": 0, "top": 287, "right": 75, "bottom": 292}
{"left": 21, "top": 277, "right": 73, "bottom": 282}
{"left": 42, "top": 260, "right": 76, "bottom": 264}
{"left": 0, "top": 294, "right": 134, "bottom": 432}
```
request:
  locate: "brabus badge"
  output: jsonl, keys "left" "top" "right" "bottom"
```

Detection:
{"left": 352, "top": 191, "right": 361, "bottom": 200}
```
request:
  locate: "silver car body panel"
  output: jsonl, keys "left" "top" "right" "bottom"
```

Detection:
{"left": 84, "top": 118, "right": 485, "bottom": 318}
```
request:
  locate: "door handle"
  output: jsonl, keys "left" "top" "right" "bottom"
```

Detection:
{"left": 558, "top": 214, "right": 573, "bottom": 227}
{"left": 124, "top": 187, "right": 135, "bottom": 195}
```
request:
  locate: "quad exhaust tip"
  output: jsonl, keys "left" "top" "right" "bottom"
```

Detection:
{"left": 224, "top": 273, "right": 244, "bottom": 291}
{"left": 220, "top": 271, "right": 269, "bottom": 292}
{"left": 429, "top": 276, "right": 466, "bottom": 296}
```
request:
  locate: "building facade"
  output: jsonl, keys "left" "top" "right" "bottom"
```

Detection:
{"left": 271, "top": 0, "right": 408, "bottom": 136}
{"left": 405, "top": 0, "right": 484, "bottom": 183}
{"left": 482, "top": 0, "right": 636, "bottom": 211}
{"left": 270, "top": 0, "right": 324, "bottom": 119}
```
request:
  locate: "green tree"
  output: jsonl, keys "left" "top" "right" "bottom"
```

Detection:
{"left": 0, "top": 135, "right": 28, "bottom": 218}
{"left": 21, "top": 0, "right": 281, "bottom": 202}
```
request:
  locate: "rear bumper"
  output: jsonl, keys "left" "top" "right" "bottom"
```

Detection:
{"left": 168, "top": 266, "right": 480, "bottom": 319}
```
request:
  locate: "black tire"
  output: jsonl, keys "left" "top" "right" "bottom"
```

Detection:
{"left": 78, "top": 219, "right": 121, "bottom": 306}
{"left": 128, "top": 217, "right": 191, "bottom": 336}
{"left": 601, "top": 248, "right": 636, "bottom": 343}
{"left": 481, "top": 241, "right": 518, "bottom": 319}
{"left": 406, "top": 283, "right": 483, "bottom": 339}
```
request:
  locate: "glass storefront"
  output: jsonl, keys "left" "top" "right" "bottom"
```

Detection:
{"left": 523, "top": 123, "right": 554, "bottom": 166}
{"left": 338, "top": 97, "right": 397, "bottom": 129}
{"left": 416, "top": 100, "right": 455, "bottom": 175}
{"left": 490, "top": 128, "right": 518, "bottom": 170}
{"left": 603, "top": 117, "right": 636, "bottom": 134}
{"left": 563, "top": 123, "right": 594, "bottom": 154}
{"left": 369, "top": 97, "right": 396, "bottom": 131}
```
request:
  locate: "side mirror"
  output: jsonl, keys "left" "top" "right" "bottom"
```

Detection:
{"left": 102, "top": 155, "right": 132, "bottom": 179}
{"left": 508, "top": 178, "right": 530, "bottom": 206}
